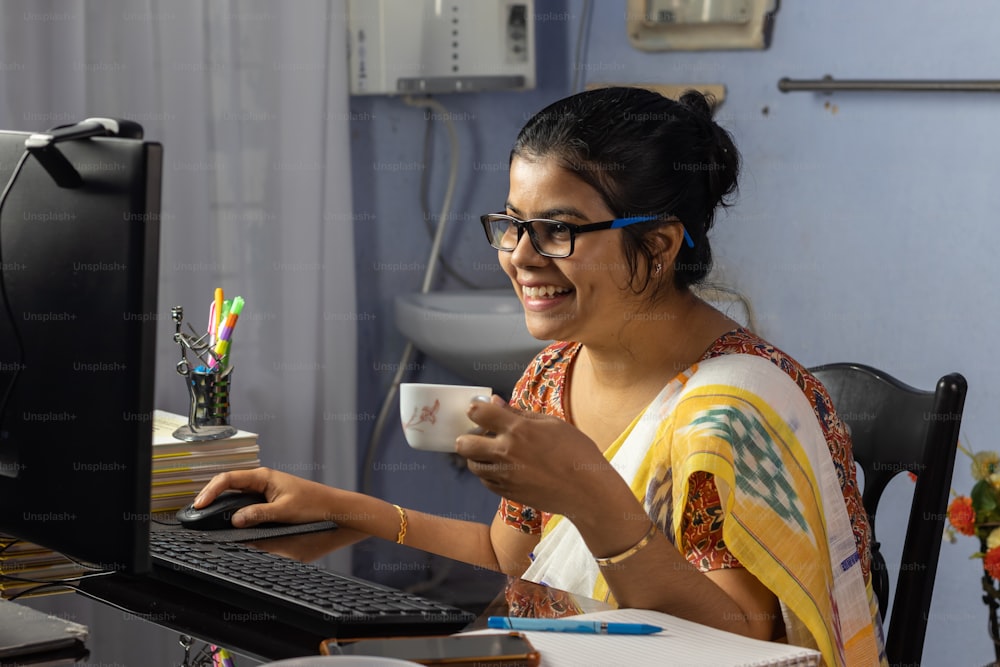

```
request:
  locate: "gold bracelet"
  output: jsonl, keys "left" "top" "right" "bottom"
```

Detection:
{"left": 392, "top": 504, "right": 408, "bottom": 545}
{"left": 594, "top": 521, "right": 659, "bottom": 567}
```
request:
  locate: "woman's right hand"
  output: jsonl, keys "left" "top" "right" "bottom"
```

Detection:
{"left": 193, "top": 467, "right": 338, "bottom": 528}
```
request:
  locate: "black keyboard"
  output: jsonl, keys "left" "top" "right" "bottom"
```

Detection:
{"left": 149, "top": 530, "right": 476, "bottom": 639}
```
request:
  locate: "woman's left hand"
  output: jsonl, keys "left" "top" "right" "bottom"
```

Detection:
{"left": 455, "top": 396, "right": 620, "bottom": 517}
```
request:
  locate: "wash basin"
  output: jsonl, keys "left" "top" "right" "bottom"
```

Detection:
{"left": 394, "top": 289, "right": 547, "bottom": 392}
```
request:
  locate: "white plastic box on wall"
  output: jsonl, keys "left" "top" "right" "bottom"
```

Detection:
{"left": 347, "top": 0, "right": 536, "bottom": 96}
{"left": 626, "top": 0, "right": 778, "bottom": 51}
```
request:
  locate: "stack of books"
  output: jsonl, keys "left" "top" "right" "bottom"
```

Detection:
{"left": 0, "top": 411, "right": 260, "bottom": 599}
{"left": 151, "top": 409, "right": 260, "bottom": 512}
{"left": 0, "top": 538, "right": 91, "bottom": 601}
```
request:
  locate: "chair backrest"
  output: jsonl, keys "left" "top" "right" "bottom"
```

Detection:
{"left": 809, "top": 363, "right": 966, "bottom": 667}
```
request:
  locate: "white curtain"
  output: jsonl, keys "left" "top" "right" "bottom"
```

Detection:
{"left": 1, "top": 0, "right": 356, "bottom": 661}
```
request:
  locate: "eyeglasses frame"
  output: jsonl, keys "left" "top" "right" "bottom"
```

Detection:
{"left": 480, "top": 213, "right": 695, "bottom": 259}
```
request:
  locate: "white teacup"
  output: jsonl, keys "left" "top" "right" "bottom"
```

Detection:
{"left": 399, "top": 383, "right": 491, "bottom": 452}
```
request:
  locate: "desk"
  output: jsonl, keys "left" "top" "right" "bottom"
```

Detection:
{"left": 56, "top": 527, "right": 609, "bottom": 664}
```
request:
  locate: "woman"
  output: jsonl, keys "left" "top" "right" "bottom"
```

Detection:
{"left": 196, "top": 87, "right": 884, "bottom": 666}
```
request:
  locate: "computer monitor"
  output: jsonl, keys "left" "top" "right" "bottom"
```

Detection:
{"left": 0, "top": 124, "right": 161, "bottom": 575}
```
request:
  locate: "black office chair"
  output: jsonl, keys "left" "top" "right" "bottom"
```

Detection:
{"left": 809, "top": 363, "right": 967, "bottom": 667}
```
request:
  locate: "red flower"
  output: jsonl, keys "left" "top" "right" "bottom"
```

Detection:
{"left": 948, "top": 496, "right": 977, "bottom": 536}
{"left": 985, "top": 547, "right": 1000, "bottom": 580}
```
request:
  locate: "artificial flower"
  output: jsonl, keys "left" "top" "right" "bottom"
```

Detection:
{"left": 972, "top": 450, "right": 1000, "bottom": 481}
{"left": 985, "top": 548, "right": 1000, "bottom": 581}
{"left": 948, "top": 496, "right": 977, "bottom": 537}
{"left": 948, "top": 444, "right": 1000, "bottom": 581}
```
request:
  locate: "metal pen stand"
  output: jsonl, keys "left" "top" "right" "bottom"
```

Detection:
{"left": 171, "top": 305, "right": 237, "bottom": 442}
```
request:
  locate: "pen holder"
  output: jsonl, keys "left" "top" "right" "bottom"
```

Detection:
{"left": 173, "top": 366, "right": 237, "bottom": 442}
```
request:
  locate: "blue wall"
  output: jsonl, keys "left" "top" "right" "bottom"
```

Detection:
{"left": 350, "top": 1, "right": 997, "bottom": 662}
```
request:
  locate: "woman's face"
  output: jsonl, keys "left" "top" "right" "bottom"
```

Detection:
{"left": 500, "top": 154, "right": 643, "bottom": 345}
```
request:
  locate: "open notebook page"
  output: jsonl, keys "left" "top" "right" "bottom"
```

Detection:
{"left": 464, "top": 607, "right": 821, "bottom": 667}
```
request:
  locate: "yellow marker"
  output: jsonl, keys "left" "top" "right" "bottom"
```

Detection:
{"left": 213, "top": 287, "right": 224, "bottom": 338}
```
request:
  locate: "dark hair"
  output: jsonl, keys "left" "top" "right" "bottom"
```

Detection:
{"left": 511, "top": 86, "right": 740, "bottom": 294}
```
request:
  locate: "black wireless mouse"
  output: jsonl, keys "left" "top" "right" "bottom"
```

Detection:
{"left": 175, "top": 491, "right": 268, "bottom": 530}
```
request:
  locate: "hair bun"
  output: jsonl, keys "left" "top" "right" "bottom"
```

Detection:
{"left": 678, "top": 89, "right": 716, "bottom": 119}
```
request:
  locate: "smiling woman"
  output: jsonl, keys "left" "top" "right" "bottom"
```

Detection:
{"left": 198, "top": 87, "right": 885, "bottom": 667}
{"left": 464, "top": 89, "right": 884, "bottom": 665}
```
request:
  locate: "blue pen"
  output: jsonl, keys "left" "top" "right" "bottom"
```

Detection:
{"left": 487, "top": 616, "right": 662, "bottom": 635}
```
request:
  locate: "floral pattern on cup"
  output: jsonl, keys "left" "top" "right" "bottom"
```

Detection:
{"left": 403, "top": 399, "right": 440, "bottom": 433}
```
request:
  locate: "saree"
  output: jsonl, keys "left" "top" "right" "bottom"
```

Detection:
{"left": 520, "top": 353, "right": 885, "bottom": 667}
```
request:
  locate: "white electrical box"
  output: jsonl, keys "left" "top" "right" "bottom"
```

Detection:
{"left": 347, "top": 0, "right": 536, "bottom": 95}
{"left": 626, "top": 0, "right": 778, "bottom": 51}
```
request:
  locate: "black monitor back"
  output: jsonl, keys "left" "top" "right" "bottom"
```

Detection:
{"left": 0, "top": 130, "right": 161, "bottom": 574}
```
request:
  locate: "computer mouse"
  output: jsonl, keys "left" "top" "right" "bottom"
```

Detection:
{"left": 175, "top": 491, "right": 269, "bottom": 530}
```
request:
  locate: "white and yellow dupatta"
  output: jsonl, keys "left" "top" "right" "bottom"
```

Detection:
{"left": 521, "top": 354, "right": 885, "bottom": 667}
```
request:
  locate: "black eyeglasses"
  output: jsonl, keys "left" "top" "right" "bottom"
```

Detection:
{"left": 480, "top": 213, "right": 694, "bottom": 259}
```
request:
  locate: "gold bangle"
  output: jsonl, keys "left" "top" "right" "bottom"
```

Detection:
{"left": 594, "top": 521, "right": 659, "bottom": 567}
{"left": 392, "top": 504, "right": 408, "bottom": 545}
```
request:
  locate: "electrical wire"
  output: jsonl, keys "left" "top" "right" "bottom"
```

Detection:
{"left": 6, "top": 581, "right": 81, "bottom": 601}
{"left": 3, "top": 569, "right": 116, "bottom": 601}
{"left": 0, "top": 517, "right": 142, "bottom": 601}
{"left": 417, "top": 109, "right": 483, "bottom": 289}
{"left": 360, "top": 96, "right": 462, "bottom": 496}
{"left": 0, "top": 536, "right": 22, "bottom": 556}
{"left": 402, "top": 95, "right": 460, "bottom": 294}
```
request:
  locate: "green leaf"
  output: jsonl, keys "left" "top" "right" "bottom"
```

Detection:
{"left": 972, "top": 480, "right": 998, "bottom": 513}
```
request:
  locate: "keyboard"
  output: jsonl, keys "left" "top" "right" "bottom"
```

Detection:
{"left": 148, "top": 530, "right": 477, "bottom": 639}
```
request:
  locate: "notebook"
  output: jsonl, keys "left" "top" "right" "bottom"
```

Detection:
{"left": 464, "top": 608, "right": 821, "bottom": 667}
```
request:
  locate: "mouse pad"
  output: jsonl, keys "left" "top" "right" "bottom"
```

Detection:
{"left": 152, "top": 519, "right": 338, "bottom": 543}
